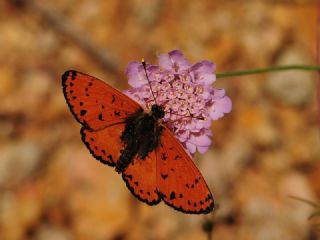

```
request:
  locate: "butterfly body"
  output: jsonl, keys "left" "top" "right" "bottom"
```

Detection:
{"left": 117, "top": 105, "right": 165, "bottom": 172}
{"left": 62, "top": 70, "right": 214, "bottom": 214}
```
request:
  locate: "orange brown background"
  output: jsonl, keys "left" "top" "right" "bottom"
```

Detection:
{"left": 0, "top": 1, "right": 319, "bottom": 239}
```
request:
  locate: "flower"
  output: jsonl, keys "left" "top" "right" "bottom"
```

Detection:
{"left": 124, "top": 50, "right": 232, "bottom": 155}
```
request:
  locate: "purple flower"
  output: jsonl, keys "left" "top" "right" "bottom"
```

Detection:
{"left": 124, "top": 50, "right": 232, "bottom": 155}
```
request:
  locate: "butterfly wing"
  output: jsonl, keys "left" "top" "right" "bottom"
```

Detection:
{"left": 62, "top": 70, "right": 141, "bottom": 130}
{"left": 156, "top": 128, "right": 214, "bottom": 214}
{"left": 80, "top": 123, "right": 126, "bottom": 166}
{"left": 122, "top": 152, "right": 161, "bottom": 205}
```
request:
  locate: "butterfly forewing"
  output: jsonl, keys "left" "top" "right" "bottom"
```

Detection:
{"left": 156, "top": 128, "right": 214, "bottom": 214}
{"left": 62, "top": 70, "right": 141, "bottom": 130}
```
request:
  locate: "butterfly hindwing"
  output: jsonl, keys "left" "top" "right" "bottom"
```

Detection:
{"left": 122, "top": 152, "right": 161, "bottom": 205}
{"left": 156, "top": 128, "right": 214, "bottom": 214}
{"left": 81, "top": 123, "right": 126, "bottom": 166}
{"left": 62, "top": 70, "right": 141, "bottom": 130}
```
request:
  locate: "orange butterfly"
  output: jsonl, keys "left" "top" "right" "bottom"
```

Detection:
{"left": 62, "top": 68, "right": 214, "bottom": 214}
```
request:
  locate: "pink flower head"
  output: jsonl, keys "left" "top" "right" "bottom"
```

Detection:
{"left": 124, "top": 50, "right": 232, "bottom": 155}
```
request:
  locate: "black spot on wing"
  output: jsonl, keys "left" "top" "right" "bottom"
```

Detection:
{"left": 161, "top": 153, "right": 168, "bottom": 160}
{"left": 107, "top": 155, "right": 113, "bottom": 162}
{"left": 71, "top": 71, "right": 77, "bottom": 80}
{"left": 205, "top": 194, "right": 213, "bottom": 202}
{"left": 80, "top": 110, "right": 87, "bottom": 116}
{"left": 170, "top": 192, "right": 176, "bottom": 200}
{"left": 161, "top": 173, "right": 168, "bottom": 180}
{"left": 114, "top": 110, "right": 121, "bottom": 117}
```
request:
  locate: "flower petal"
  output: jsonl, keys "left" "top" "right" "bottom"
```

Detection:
{"left": 185, "top": 141, "right": 197, "bottom": 155}
{"left": 159, "top": 50, "right": 190, "bottom": 72}
{"left": 125, "top": 61, "right": 147, "bottom": 88}
{"left": 185, "top": 133, "right": 212, "bottom": 154}
{"left": 190, "top": 60, "right": 216, "bottom": 85}
{"left": 200, "top": 73, "right": 216, "bottom": 85}
{"left": 212, "top": 88, "right": 226, "bottom": 98}
{"left": 209, "top": 96, "right": 232, "bottom": 120}
{"left": 216, "top": 96, "right": 232, "bottom": 113}
{"left": 198, "top": 145, "right": 210, "bottom": 154}
{"left": 192, "top": 133, "right": 212, "bottom": 147}
{"left": 191, "top": 60, "right": 216, "bottom": 73}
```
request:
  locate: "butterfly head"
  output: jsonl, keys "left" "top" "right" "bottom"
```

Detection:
{"left": 151, "top": 104, "right": 165, "bottom": 119}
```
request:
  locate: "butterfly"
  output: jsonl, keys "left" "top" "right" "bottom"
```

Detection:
{"left": 62, "top": 67, "right": 214, "bottom": 214}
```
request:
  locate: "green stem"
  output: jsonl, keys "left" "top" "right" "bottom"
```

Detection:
{"left": 216, "top": 65, "right": 320, "bottom": 78}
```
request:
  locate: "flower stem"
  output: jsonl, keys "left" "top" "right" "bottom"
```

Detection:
{"left": 216, "top": 65, "right": 320, "bottom": 79}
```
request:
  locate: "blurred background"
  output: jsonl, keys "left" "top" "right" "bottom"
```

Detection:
{"left": 0, "top": 0, "right": 319, "bottom": 239}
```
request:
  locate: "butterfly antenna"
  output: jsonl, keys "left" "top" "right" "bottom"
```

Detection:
{"left": 142, "top": 59, "right": 158, "bottom": 105}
